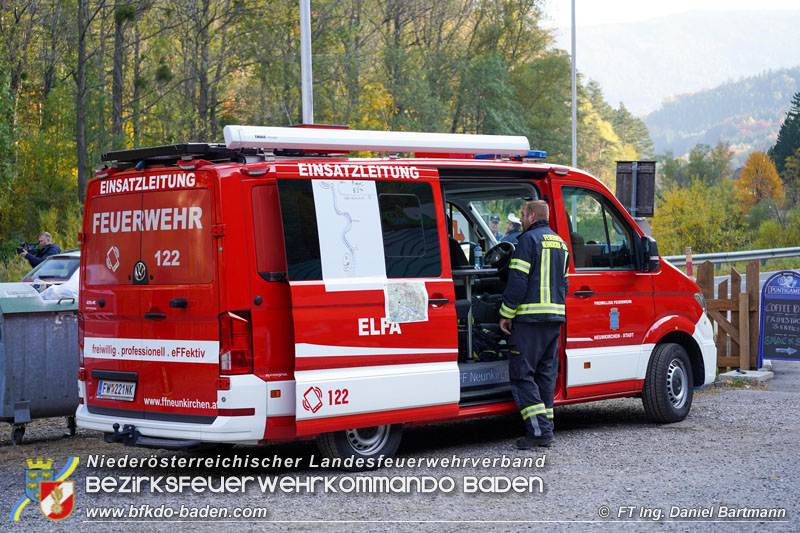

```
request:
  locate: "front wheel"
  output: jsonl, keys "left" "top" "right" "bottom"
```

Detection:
{"left": 315, "top": 424, "right": 403, "bottom": 470}
{"left": 642, "top": 343, "right": 693, "bottom": 423}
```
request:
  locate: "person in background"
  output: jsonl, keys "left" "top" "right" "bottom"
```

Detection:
{"left": 489, "top": 214, "right": 503, "bottom": 240}
{"left": 501, "top": 213, "right": 522, "bottom": 244}
{"left": 19, "top": 232, "right": 61, "bottom": 268}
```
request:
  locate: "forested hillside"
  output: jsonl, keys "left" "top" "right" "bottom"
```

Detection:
{"left": 645, "top": 67, "right": 800, "bottom": 164}
{"left": 557, "top": 10, "right": 800, "bottom": 115}
{"left": 0, "top": 0, "right": 653, "bottom": 281}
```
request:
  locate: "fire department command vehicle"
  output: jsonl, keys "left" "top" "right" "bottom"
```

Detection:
{"left": 76, "top": 126, "right": 716, "bottom": 460}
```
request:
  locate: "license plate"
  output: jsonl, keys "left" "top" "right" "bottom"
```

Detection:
{"left": 97, "top": 380, "right": 136, "bottom": 401}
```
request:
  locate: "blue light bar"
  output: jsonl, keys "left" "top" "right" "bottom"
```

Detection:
{"left": 474, "top": 150, "right": 547, "bottom": 160}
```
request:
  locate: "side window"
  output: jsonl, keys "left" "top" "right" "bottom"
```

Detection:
{"left": 251, "top": 185, "right": 288, "bottom": 280}
{"left": 448, "top": 203, "right": 473, "bottom": 243}
{"left": 562, "top": 186, "right": 634, "bottom": 270}
{"left": 376, "top": 182, "right": 441, "bottom": 278}
{"left": 277, "top": 179, "right": 441, "bottom": 281}
{"left": 277, "top": 179, "right": 322, "bottom": 281}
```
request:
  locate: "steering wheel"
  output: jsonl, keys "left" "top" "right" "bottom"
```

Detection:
{"left": 484, "top": 241, "right": 515, "bottom": 271}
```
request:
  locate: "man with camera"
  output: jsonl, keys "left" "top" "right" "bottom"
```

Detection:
{"left": 18, "top": 232, "right": 61, "bottom": 267}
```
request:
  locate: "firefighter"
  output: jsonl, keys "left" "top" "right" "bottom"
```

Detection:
{"left": 499, "top": 200, "right": 569, "bottom": 449}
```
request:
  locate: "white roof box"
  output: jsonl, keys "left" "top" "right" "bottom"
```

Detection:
{"left": 223, "top": 125, "right": 530, "bottom": 155}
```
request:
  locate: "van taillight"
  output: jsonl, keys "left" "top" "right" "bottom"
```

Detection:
{"left": 78, "top": 312, "right": 85, "bottom": 368}
{"left": 219, "top": 311, "right": 253, "bottom": 375}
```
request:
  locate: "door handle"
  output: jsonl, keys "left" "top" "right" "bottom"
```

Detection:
{"left": 428, "top": 298, "right": 450, "bottom": 306}
{"left": 574, "top": 290, "right": 594, "bottom": 297}
{"left": 169, "top": 298, "right": 188, "bottom": 309}
{"left": 144, "top": 312, "right": 166, "bottom": 319}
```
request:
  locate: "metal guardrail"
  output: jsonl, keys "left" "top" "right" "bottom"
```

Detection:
{"left": 663, "top": 247, "right": 800, "bottom": 266}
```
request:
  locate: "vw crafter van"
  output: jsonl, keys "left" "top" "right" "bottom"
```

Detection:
{"left": 76, "top": 126, "right": 716, "bottom": 460}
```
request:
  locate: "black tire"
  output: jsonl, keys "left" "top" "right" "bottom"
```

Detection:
{"left": 11, "top": 425, "right": 25, "bottom": 445}
{"left": 67, "top": 416, "right": 77, "bottom": 436}
{"left": 315, "top": 424, "right": 403, "bottom": 471}
{"left": 642, "top": 343, "right": 693, "bottom": 423}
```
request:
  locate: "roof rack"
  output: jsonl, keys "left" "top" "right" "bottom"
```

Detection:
{"left": 101, "top": 143, "right": 259, "bottom": 164}
{"left": 223, "top": 125, "right": 531, "bottom": 155}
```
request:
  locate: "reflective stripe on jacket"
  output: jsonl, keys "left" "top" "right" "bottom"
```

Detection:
{"left": 500, "top": 220, "right": 569, "bottom": 323}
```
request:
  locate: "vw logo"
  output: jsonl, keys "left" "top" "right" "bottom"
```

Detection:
{"left": 132, "top": 261, "right": 148, "bottom": 284}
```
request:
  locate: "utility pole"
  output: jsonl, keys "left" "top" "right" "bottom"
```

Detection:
{"left": 571, "top": 0, "right": 577, "bottom": 167}
{"left": 300, "top": 0, "right": 313, "bottom": 124}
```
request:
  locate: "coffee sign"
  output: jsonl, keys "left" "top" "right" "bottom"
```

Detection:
{"left": 759, "top": 271, "right": 800, "bottom": 365}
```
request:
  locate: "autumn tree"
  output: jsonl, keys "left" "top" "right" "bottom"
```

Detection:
{"left": 0, "top": 0, "right": 661, "bottom": 279}
{"left": 734, "top": 152, "right": 786, "bottom": 221}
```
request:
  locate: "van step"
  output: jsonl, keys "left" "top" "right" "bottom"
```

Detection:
{"left": 459, "top": 385, "right": 513, "bottom": 404}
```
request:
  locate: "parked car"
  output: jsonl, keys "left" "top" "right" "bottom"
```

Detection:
{"left": 22, "top": 251, "right": 80, "bottom": 288}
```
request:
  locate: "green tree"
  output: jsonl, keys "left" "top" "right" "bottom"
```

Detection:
{"left": 651, "top": 179, "right": 746, "bottom": 255}
{"left": 782, "top": 146, "right": 800, "bottom": 207}
{"left": 768, "top": 91, "right": 800, "bottom": 175}
{"left": 753, "top": 207, "right": 800, "bottom": 248}
{"left": 657, "top": 142, "right": 734, "bottom": 192}
{"left": 612, "top": 103, "right": 654, "bottom": 159}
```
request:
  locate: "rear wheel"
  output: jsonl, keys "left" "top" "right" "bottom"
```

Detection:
{"left": 642, "top": 343, "right": 693, "bottom": 423}
{"left": 315, "top": 424, "right": 403, "bottom": 470}
{"left": 11, "top": 425, "right": 25, "bottom": 445}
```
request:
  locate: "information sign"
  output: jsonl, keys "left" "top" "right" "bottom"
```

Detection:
{"left": 759, "top": 270, "right": 800, "bottom": 365}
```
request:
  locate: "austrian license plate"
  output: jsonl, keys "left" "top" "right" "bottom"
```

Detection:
{"left": 97, "top": 380, "right": 136, "bottom": 401}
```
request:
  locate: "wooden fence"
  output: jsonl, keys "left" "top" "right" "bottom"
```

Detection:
{"left": 695, "top": 260, "right": 760, "bottom": 371}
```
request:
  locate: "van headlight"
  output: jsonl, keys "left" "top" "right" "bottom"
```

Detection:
{"left": 693, "top": 292, "right": 707, "bottom": 314}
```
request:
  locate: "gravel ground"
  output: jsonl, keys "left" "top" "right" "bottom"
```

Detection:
{"left": 2, "top": 361, "right": 798, "bottom": 532}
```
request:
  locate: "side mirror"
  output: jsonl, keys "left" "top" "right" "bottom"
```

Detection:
{"left": 641, "top": 235, "right": 660, "bottom": 272}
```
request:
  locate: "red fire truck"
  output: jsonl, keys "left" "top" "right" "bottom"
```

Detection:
{"left": 76, "top": 126, "right": 716, "bottom": 460}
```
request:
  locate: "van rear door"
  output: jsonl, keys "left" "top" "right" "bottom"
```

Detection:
{"left": 82, "top": 171, "right": 219, "bottom": 422}
{"left": 276, "top": 163, "right": 460, "bottom": 435}
{"left": 82, "top": 188, "right": 143, "bottom": 416}
{"left": 138, "top": 180, "right": 219, "bottom": 422}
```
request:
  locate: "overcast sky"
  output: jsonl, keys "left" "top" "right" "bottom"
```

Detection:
{"left": 542, "top": 0, "right": 800, "bottom": 28}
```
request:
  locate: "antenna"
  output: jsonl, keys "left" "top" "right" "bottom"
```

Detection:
{"left": 223, "top": 126, "right": 530, "bottom": 155}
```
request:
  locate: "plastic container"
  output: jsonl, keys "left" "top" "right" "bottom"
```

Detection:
{"left": 474, "top": 243, "right": 483, "bottom": 269}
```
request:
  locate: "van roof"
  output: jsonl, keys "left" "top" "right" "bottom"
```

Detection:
{"left": 100, "top": 127, "right": 554, "bottom": 171}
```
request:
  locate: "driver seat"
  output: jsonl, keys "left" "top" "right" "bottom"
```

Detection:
{"left": 566, "top": 213, "right": 585, "bottom": 268}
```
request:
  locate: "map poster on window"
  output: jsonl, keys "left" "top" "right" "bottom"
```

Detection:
{"left": 385, "top": 280, "right": 429, "bottom": 323}
{"left": 312, "top": 179, "right": 387, "bottom": 292}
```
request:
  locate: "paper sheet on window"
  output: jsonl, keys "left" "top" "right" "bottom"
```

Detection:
{"left": 312, "top": 179, "right": 387, "bottom": 291}
{"left": 385, "top": 281, "right": 429, "bottom": 323}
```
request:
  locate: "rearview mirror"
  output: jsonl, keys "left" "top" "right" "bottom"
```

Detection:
{"left": 641, "top": 235, "right": 660, "bottom": 272}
